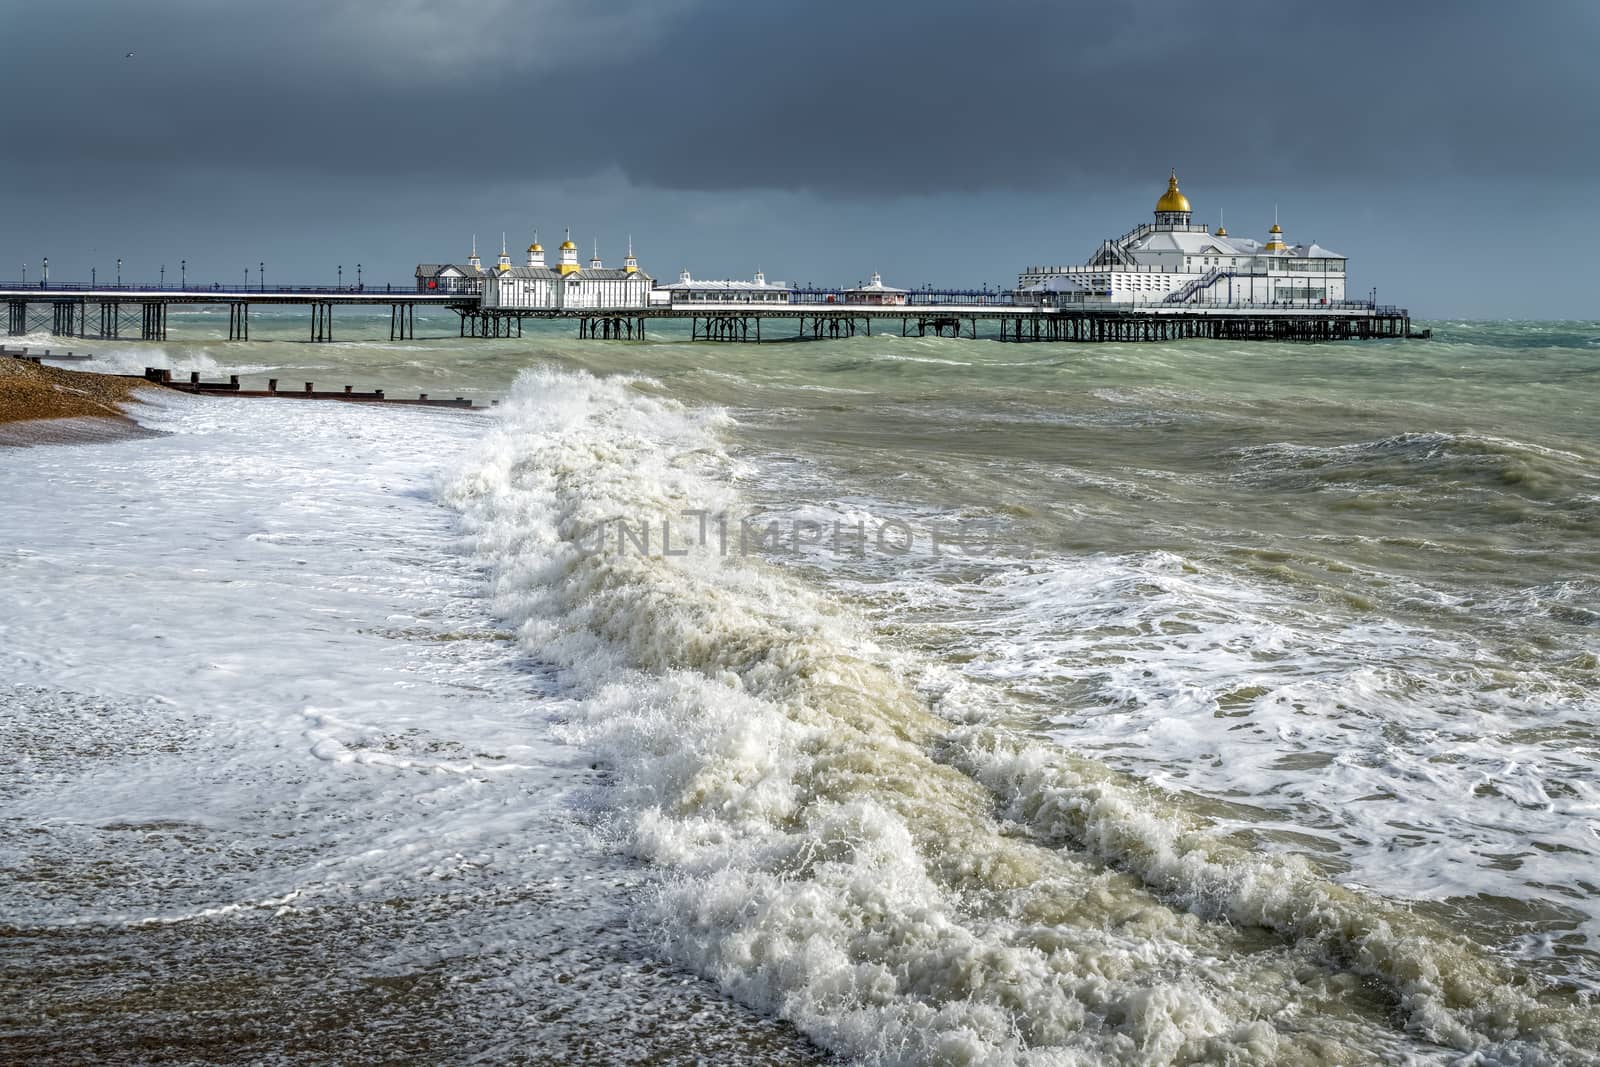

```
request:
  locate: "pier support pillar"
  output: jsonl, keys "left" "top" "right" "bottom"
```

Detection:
{"left": 140, "top": 302, "right": 167, "bottom": 340}
{"left": 6, "top": 301, "right": 24, "bottom": 336}
{"left": 228, "top": 302, "right": 250, "bottom": 341}
{"left": 581, "top": 315, "right": 640, "bottom": 341}
{"left": 310, "top": 302, "right": 333, "bottom": 342}
{"left": 52, "top": 301, "right": 80, "bottom": 337}
{"left": 390, "top": 303, "right": 415, "bottom": 341}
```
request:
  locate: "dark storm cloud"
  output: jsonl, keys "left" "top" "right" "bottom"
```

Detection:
{"left": 3, "top": 0, "right": 1595, "bottom": 197}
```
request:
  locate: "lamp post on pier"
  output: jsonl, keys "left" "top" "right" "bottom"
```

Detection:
{"left": 160, "top": 264, "right": 165, "bottom": 287}
{"left": 356, "top": 263, "right": 362, "bottom": 289}
{"left": 42, "top": 258, "right": 48, "bottom": 287}
{"left": 244, "top": 267, "right": 249, "bottom": 288}
{"left": 337, "top": 265, "right": 343, "bottom": 289}
{"left": 181, "top": 259, "right": 186, "bottom": 288}
{"left": 92, "top": 267, "right": 97, "bottom": 286}
{"left": 260, "top": 262, "right": 265, "bottom": 292}
{"left": 117, "top": 258, "right": 122, "bottom": 286}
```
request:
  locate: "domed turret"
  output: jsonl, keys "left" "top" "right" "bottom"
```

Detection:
{"left": 527, "top": 230, "right": 546, "bottom": 268}
{"left": 1264, "top": 220, "right": 1287, "bottom": 253}
{"left": 1156, "top": 172, "right": 1190, "bottom": 213}
{"left": 496, "top": 233, "right": 512, "bottom": 272}
{"left": 1154, "top": 170, "right": 1192, "bottom": 228}
{"left": 558, "top": 228, "right": 580, "bottom": 275}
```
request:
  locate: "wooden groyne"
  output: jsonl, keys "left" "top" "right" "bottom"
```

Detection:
{"left": 136, "top": 368, "right": 480, "bottom": 409}
{"left": 0, "top": 344, "right": 93, "bottom": 362}
{"left": 3, "top": 345, "right": 481, "bottom": 409}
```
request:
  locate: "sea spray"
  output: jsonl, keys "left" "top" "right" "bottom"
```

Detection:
{"left": 444, "top": 367, "right": 1598, "bottom": 1065}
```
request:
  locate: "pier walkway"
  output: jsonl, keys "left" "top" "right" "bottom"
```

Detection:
{"left": 0, "top": 283, "right": 473, "bottom": 342}
{"left": 0, "top": 283, "right": 1414, "bottom": 344}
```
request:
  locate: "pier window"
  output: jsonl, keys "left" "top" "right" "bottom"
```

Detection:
{"left": 1273, "top": 285, "right": 1327, "bottom": 302}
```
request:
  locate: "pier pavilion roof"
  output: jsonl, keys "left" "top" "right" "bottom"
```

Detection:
{"left": 416, "top": 263, "right": 486, "bottom": 277}
{"left": 1123, "top": 231, "right": 1341, "bottom": 260}
{"left": 845, "top": 272, "right": 907, "bottom": 295}
{"left": 1129, "top": 231, "right": 1254, "bottom": 255}
{"left": 659, "top": 276, "right": 794, "bottom": 292}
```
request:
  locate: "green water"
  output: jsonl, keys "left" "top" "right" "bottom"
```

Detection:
{"left": 26, "top": 311, "right": 1600, "bottom": 1061}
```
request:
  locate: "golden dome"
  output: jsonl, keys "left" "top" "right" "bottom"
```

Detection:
{"left": 1269, "top": 223, "right": 1282, "bottom": 234}
{"left": 1156, "top": 171, "right": 1191, "bottom": 214}
{"left": 1214, "top": 226, "right": 1228, "bottom": 236}
{"left": 560, "top": 239, "right": 577, "bottom": 250}
{"left": 527, "top": 242, "right": 543, "bottom": 253}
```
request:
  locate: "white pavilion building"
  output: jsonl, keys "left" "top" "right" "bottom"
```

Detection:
{"left": 844, "top": 272, "right": 908, "bottom": 305}
{"left": 1017, "top": 173, "right": 1349, "bottom": 306}
{"left": 479, "top": 231, "right": 653, "bottom": 310}
{"left": 654, "top": 269, "right": 794, "bottom": 304}
{"left": 414, "top": 239, "right": 488, "bottom": 294}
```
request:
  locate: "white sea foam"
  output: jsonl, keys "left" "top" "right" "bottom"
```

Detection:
{"left": 445, "top": 368, "right": 1599, "bottom": 1065}
{"left": 0, "top": 390, "right": 823, "bottom": 1062}
{"left": 877, "top": 552, "right": 1600, "bottom": 945}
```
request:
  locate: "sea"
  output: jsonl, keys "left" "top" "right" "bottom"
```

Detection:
{"left": 3, "top": 307, "right": 1598, "bottom": 1065}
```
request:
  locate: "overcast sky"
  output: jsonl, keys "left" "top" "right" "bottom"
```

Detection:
{"left": 2, "top": 0, "right": 1596, "bottom": 317}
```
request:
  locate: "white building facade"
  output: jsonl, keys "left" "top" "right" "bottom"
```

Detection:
{"left": 655, "top": 270, "right": 794, "bottom": 304}
{"left": 480, "top": 232, "right": 653, "bottom": 310}
{"left": 1018, "top": 173, "right": 1349, "bottom": 307}
{"left": 844, "top": 272, "right": 908, "bottom": 305}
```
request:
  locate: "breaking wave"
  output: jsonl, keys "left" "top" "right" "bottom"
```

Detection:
{"left": 442, "top": 368, "right": 1598, "bottom": 1065}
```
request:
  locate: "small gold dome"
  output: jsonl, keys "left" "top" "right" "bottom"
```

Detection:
{"left": 560, "top": 239, "right": 577, "bottom": 250}
{"left": 1269, "top": 223, "right": 1282, "bottom": 234}
{"left": 1156, "top": 171, "right": 1191, "bottom": 214}
{"left": 1215, "top": 226, "right": 1228, "bottom": 236}
{"left": 528, "top": 242, "right": 543, "bottom": 253}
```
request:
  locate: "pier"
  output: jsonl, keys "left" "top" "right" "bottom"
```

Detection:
{"left": 460, "top": 279, "right": 1413, "bottom": 343}
{"left": 0, "top": 283, "right": 474, "bottom": 342}
{"left": 0, "top": 282, "right": 1414, "bottom": 344}
{"left": 464, "top": 299, "right": 1414, "bottom": 344}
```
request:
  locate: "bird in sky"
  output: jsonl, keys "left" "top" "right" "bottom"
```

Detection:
{"left": 125, "top": 51, "right": 135, "bottom": 58}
